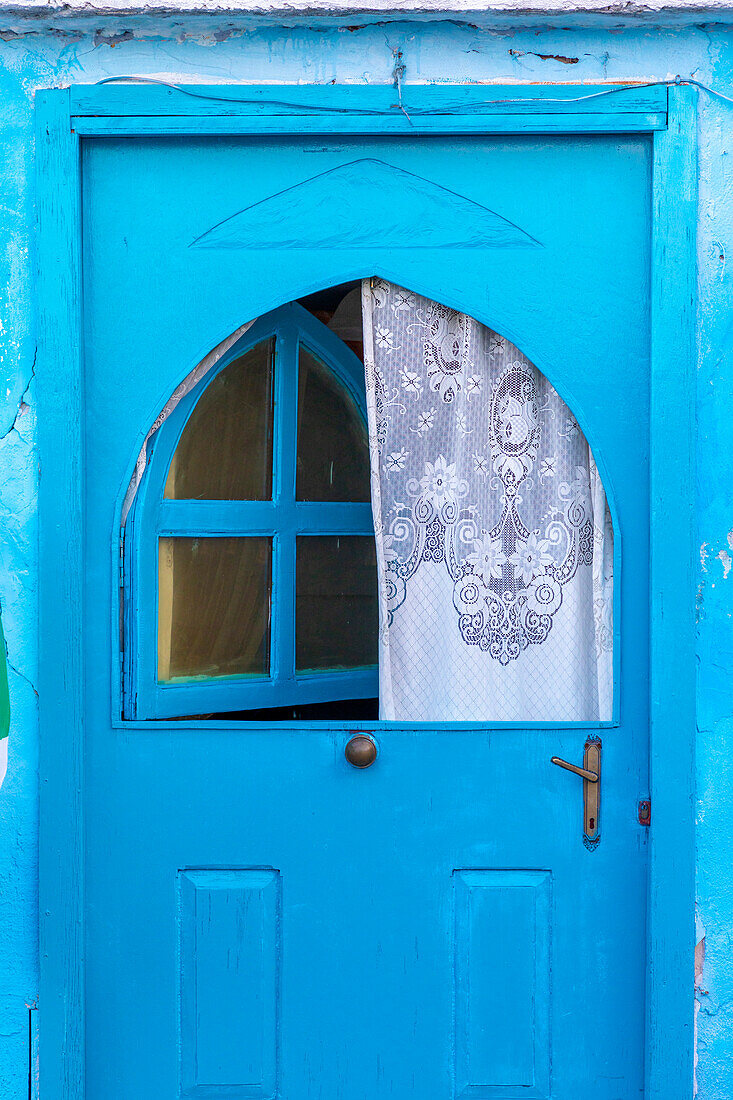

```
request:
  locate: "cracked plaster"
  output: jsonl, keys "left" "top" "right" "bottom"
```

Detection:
{"left": 4, "top": 0, "right": 733, "bottom": 30}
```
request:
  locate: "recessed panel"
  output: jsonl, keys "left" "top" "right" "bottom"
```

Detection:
{"left": 180, "top": 869, "right": 281, "bottom": 1098}
{"left": 453, "top": 870, "right": 551, "bottom": 1099}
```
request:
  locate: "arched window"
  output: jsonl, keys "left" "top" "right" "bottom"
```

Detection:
{"left": 124, "top": 302, "right": 378, "bottom": 719}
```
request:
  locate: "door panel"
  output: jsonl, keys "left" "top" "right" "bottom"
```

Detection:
{"left": 180, "top": 869, "right": 281, "bottom": 1098}
{"left": 453, "top": 869, "right": 552, "bottom": 1099}
{"left": 82, "top": 133, "right": 650, "bottom": 1098}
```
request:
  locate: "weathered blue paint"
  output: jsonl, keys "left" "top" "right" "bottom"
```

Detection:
{"left": 43, "top": 85, "right": 657, "bottom": 1097}
{"left": 179, "top": 868, "right": 282, "bottom": 1097}
{"left": 0, "top": 16, "right": 730, "bottom": 1100}
{"left": 648, "top": 82, "right": 698, "bottom": 1097}
{"left": 35, "top": 85, "right": 84, "bottom": 1100}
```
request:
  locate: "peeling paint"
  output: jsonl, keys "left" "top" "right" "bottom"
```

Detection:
{"left": 696, "top": 915, "right": 706, "bottom": 1095}
{"left": 93, "top": 27, "right": 135, "bottom": 44}
{"left": 3, "top": 0, "right": 733, "bottom": 33}
{"left": 509, "top": 47, "right": 580, "bottom": 62}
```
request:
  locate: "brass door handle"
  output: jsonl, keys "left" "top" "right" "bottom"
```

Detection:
{"left": 550, "top": 757, "right": 598, "bottom": 783}
{"left": 551, "top": 739, "right": 601, "bottom": 849}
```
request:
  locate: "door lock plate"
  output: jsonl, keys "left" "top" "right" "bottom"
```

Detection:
{"left": 551, "top": 737, "right": 601, "bottom": 850}
{"left": 582, "top": 738, "right": 601, "bottom": 849}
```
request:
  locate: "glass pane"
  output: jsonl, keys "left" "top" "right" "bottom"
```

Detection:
{"left": 158, "top": 537, "right": 271, "bottom": 681}
{"left": 296, "top": 346, "right": 370, "bottom": 502}
{"left": 165, "top": 338, "right": 274, "bottom": 500}
{"left": 296, "top": 536, "right": 378, "bottom": 671}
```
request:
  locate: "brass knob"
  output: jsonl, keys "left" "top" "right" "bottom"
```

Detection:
{"left": 344, "top": 734, "right": 377, "bottom": 769}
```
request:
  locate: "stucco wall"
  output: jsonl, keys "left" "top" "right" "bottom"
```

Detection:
{"left": 0, "top": 13, "right": 730, "bottom": 1098}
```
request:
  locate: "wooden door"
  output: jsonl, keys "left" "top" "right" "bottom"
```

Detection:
{"left": 80, "top": 130, "right": 651, "bottom": 1097}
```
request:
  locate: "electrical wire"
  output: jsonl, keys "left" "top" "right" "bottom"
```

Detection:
{"left": 94, "top": 73, "right": 733, "bottom": 113}
{"left": 94, "top": 74, "right": 403, "bottom": 113}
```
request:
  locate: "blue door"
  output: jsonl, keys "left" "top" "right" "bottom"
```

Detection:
{"left": 82, "top": 133, "right": 650, "bottom": 1097}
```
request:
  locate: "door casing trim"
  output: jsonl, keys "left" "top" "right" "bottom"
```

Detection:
{"left": 36, "top": 81, "right": 696, "bottom": 1099}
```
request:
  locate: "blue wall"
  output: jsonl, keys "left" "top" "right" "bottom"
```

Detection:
{"left": 0, "top": 16, "right": 730, "bottom": 1097}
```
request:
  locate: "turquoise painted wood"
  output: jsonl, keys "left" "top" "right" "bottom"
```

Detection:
{"left": 35, "top": 81, "right": 700, "bottom": 1098}
{"left": 70, "top": 81, "right": 669, "bottom": 119}
{"left": 78, "top": 128, "right": 651, "bottom": 1098}
{"left": 36, "top": 87, "right": 86, "bottom": 1100}
{"left": 179, "top": 869, "right": 281, "bottom": 1096}
{"left": 646, "top": 84, "right": 698, "bottom": 1097}
{"left": 34, "top": 85, "right": 698, "bottom": 1100}
{"left": 68, "top": 83, "right": 669, "bottom": 139}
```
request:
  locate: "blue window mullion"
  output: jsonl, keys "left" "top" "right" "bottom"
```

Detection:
{"left": 273, "top": 527, "right": 296, "bottom": 683}
{"left": 157, "top": 499, "right": 277, "bottom": 534}
{"left": 272, "top": 319, "right": 299, "bottom": 684}
{"left": 295, "top": 502, "right": 374, "bottom": 534}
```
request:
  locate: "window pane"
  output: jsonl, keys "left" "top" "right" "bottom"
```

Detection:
{"left": 296, "top": 346, "right": 370, "bottom": 502}
{"left": 158, "top": 537, "right": 271, "bottom": 681}
{"left": 165, "top": 338, "right": 274, "bottom": 500}
{"left": 296, "top": 536, "right": 378, "bottom": 671}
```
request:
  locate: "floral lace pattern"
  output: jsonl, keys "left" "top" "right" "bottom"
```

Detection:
{"left": 362, "top": 279, "right": 614, "bottom": 721}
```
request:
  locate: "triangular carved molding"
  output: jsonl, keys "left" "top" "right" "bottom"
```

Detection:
{"left": 192, "top": 158, "right": 541, "bottom": 250}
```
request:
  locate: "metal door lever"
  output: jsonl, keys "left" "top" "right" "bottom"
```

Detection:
{"left": 550, "top": 757, "right": 598, "bottom": 782}
{"left": 551, "top": 738, "right": 601, "bottom": 849}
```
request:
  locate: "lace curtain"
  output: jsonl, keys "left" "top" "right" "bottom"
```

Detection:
{"left": 362, "top": 279, "right": 613, "bottom": 722}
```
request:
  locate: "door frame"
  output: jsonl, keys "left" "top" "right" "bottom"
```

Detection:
{"left": 36, "top": 81, "right": 697, "bottom": 1099}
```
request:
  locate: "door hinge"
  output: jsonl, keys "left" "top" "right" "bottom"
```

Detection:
{"left": 638, "top": 799, "right": 651, "bottom": 826}
{"left": 119, "top": 529, "right": 125, "bottom": 589}
{"left": 118, "top": 528, "right": 127, "bottom": 708}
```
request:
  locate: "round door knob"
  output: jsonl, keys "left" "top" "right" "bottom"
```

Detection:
{"left": 344, "top": 734, "right": 377, "bottom": 769}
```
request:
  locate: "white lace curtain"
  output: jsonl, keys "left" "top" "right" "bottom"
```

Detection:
{"left": 361, "top": 279, "right": 614, "bottom": 722}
